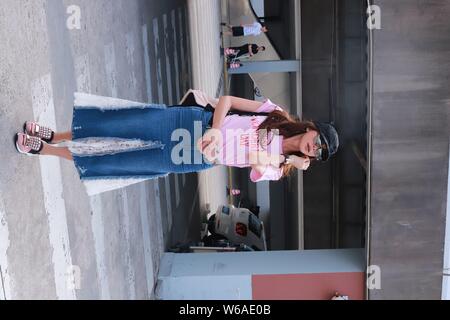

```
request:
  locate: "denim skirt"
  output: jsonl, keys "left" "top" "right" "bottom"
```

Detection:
{"left": 70, "top": 103, "right": 215, "bottom": 180}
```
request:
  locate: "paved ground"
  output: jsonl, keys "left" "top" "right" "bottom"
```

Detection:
{"left": 0, "top": 0, "right": 206, "bottom": 300}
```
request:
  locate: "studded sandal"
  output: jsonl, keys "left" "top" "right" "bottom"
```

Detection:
{"left": 23, "top": 121, "right": 54, "bottom": 143}
{"left": 15, "top": 133, "right": 44, "bottom": 155}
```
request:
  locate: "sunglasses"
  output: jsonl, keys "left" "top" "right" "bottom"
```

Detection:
{"left": 313, "top": 135, "right": 326, "bottom": 160}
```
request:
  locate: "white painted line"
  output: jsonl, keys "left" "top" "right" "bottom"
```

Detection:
{"left": 442, "top": 143, "right": 450, "bottom": 300}
{"left": 170, "top": 9, "right": 181, "bottom": 103}
{"left": 174, "top": 174, "right": 180, "bottom": 207}
{"left": 152, "top": 17, "right": 163, "bottom": 103}
{"left": 183, "top": 6, "right": 193, "bottom": 86}
{"left": 0, "top": 196, "right": 13, "bottom": 300}
{"left": 178, "top": 7, "right": 187, "bottom": 94}
{"left": 152, "top": 181, "right": 165, "bottom": 259}
{"left": 164, "top": 177, "right": 173, "bottom": 231}
{"left": 84, "top": 179, "right": 146, "bottom": 197}
{"left": 119, "top": 189, "right": 136, "bottom": 299}
{"left": 75, "top": 66, "right": 110, "bottom": 299}
{"left": 162, "top": 12, "right": 179, "bottom": 224}
{"left": 142, "top": 24, "right": 153, "bottom": 102}
{"left": 31, "top": 74, "right": 76, "bottom": 300}
{"left": 163, "top": 14, "right": 174, "bottom": 106}
{"left": 89, "top": 195, "right": 111, "bottom": 300}
{"left": 104, "top": 42, "right": 118, "bottom": 98}
{"left": 170, "top": 9, "right": 183, "bottom": 103}
{"left": 125, "top": 32, "right": 138, "bottom": 94}
{"left": 74, "top": 54, "right": 91, "bottom": 93}
{"left": 74, "top": 59, "right": 144, "bottom": 297}
{"left": 138, "top": 183, "right": 155, "bottom": 298}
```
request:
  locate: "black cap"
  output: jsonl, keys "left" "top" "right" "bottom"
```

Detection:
{"left": 313, "top": 122, "right": 339, "bottom": 162}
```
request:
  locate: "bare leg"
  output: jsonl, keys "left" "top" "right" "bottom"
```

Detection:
{"left": 40, "top": 143, "right": 73, "bottom": 161}
{"left": 52, "top": 131, "right": 73, "bottom": 143}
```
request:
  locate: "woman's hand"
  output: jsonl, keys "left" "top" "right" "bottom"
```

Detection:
{"left": 197, "top": 128, "right": 222, "bottom": 162}
{"left": 287, "top": 155, "right": 311, "bottom": 170}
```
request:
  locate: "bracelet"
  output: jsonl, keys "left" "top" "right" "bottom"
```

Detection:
{"left": 282, "top": 154, "right": 290, "bottom": 165}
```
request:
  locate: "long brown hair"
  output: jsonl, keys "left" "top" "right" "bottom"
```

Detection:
{"left": 257, "top": 108, "right": 317, "bottom": 178}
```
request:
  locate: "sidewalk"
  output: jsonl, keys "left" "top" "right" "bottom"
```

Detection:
{"left": 187, "top": 0, "right": 228, "bottom": 220}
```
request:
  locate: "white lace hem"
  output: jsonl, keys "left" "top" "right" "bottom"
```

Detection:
{"left": 67, "top": 138, "right": 165, "bottom": 157}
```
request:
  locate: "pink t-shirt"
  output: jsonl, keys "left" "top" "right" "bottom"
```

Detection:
{"left": 215, "top": 99, "right": 285, "bottom": 182}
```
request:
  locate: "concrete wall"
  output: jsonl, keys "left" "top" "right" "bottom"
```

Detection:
{"left": 369, "top": 0, "right": 450, "bottom": 299}
{"left": 253, "top": 272, "right": 365, "bottom": 300}
{"left": 301, "top": 0, "right": 368, "bottom": 249}
{"left": 156, "top": 249, "right": 365, "bottom": 300}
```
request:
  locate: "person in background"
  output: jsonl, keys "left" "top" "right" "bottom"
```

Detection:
{"left": 221, "top": 21, "right": 268, "bottom": 38}
{"left": 225, "top": 44, "right": 266, "bottom": 59}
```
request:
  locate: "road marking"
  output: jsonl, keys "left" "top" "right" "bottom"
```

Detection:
{"left": 104, "top": 42, "right": 118, "bottom": 98}
{"left": 163, "top": 14, "right": 178, "bottom": 222}
{"left": 152, "top": 181, "right": 165, "bottom": 259}
{"left": 142, "top": 24, "right": 153, "bottom": 102}
{"left": 119, "top": 189, "right": 136, "bottom": 299}
{"left": 442, "top": 143, "right": 450, "bottom": 300}
{"left": 170, "top": 9, "right": 185, "bottom": 208}
{"left": 170, "top": 9, "right": 181, "bottom": 103}
{"left": 183, "top": 6, "right": 193, "bottom": 89}
{"left": 163, "top": 14, "right": 174, "bottom": 106}
{"left": 125, "top": 32, "right": 138, "bottom": 95}
{"left": 164, "top": 177, "right": 173, "bottom": 231}
{"left": 74, "top": 54, "right": 92, "bottom": 93}
{"left": 31, "top": 74, "right": 76, "bottom": 300}
{"left": 153, "top": 16, "right": 174, "bottom": 234}
{"left": 178, "top": 7, "right": 187, "bottom": 94}
{"left": 138, "top": 183, "right": 155, "bottom": 298}
{"left": 89, "top": 195, "right": 111, "bottom": 300}
{"left": 0, "top": 196, "right": 12, "bottom": 300}
{"left": 174, "top": 174, "right": 180, "bottom": 207}
{"left": 152, "top": 17, "right": 163, "bottom": 103}
{"left": 74, "top": 60, "right": 110, "bottom": 299}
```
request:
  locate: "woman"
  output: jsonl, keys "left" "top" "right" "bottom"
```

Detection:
{"left": 225, "top": 44, "right": 266, "bottom": 59}
{"left": 221, "top": 22, "right": 268, "bottom": 38}
{"left": 15, "top": 92, "right": 339, "bottom": 183}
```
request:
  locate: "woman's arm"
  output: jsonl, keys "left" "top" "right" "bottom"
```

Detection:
{"left": 211, "top": 96, "right": 264, "bottom": 129}
{"left": 250, "top": 153, "right": 311, "bottom": 175}
{"left": 249, "top": 152, "right": 285, "bottom": 182}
